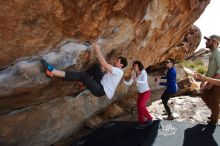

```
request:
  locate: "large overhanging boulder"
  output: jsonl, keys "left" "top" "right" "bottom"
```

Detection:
{"left": 0, "top": 0, "right": 210, "bottom": 145}
{"left": 0, "top": 0, "right": 208, "bottom": 113}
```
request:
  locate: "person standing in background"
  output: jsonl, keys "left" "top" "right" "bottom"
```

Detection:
{"left": 155, "top": 58, "right": 178, "bottom": 120}
{"left": 198, "top": 35, "right": 220, "bottom": 127}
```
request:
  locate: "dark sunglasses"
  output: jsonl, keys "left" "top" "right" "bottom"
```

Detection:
{"left": 165, "top": 61, "right": 171, "bottom": 64}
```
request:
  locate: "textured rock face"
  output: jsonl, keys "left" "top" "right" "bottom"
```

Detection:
{"left": 0, "top": 0, "right": 207, "bottom": 68}
{"left": 0, "top": 92, "right": 116, "bottom": 146}
{"left": 0, "top": 0, "right": 210, "bottom": 145}
{"left": 155, "top": 25, "right": 202, "bottom": 63}
{"left": 0, "top": 0, "right": 208, "bottom": 112}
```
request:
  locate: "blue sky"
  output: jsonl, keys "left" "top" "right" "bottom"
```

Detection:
{"left": 194, "top": 0, "right": 220, "bottom": 49}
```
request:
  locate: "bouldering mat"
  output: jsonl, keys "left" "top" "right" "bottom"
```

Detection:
{"left": 70, "top": 120, "right": 220, "bottom": 146}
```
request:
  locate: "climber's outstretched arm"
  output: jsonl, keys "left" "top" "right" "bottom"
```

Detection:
{"left": 92, "top": 42, "right": 113, "bottom": 73}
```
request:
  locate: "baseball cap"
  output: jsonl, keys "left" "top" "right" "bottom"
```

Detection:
{"left": 204, "top": 35, "right": 220, "bottom": 43}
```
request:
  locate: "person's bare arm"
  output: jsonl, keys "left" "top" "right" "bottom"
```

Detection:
{"left": 204, "top": 73, "right": 220, "bottom": 88}
{"left": 92, "top": 42, "right": 113, "bottom": 73}
{"left": 200, "top": 81, "right": 206, "bottom": 90}
{"left": 194, "top": 73, "right": 220, "bottom": 86}
{"left": 206, "top": 76, "right": 220, "bottom": 86}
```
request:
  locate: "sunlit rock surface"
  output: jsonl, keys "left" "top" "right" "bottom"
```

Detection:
{"left": 0, "top": 0, "right": 210, "bottom": 145}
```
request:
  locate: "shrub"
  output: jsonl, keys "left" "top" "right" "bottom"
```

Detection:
{"left": 194, "top": 60, "right": 203, "bottom": 66}
{"left": 196, "top": 65, "right": 207, "bottom": 75}
{"left": 180, "top": 60, "right": 207, "bottom": 74}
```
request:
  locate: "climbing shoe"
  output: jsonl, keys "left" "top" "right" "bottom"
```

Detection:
{"left": 41, "top": 59, "right": 55, "bottom": 71}
{"left": 166, "top": 114, "right": 174, "bottom": 120}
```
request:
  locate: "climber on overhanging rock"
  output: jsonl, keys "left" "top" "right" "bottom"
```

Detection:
{"left": 41, "top": 42, "right": 127, "bottom": 99}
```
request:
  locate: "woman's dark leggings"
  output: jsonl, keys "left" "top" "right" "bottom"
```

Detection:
{"left": 161, "top": 90, "right": 175, "bottom": 115}
{"left": 64, "top": 63, "right": 105, "bottom": 97}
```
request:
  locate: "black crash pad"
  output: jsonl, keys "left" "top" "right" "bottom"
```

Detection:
{"left": 70, "top": 120, "right": 220, "bottom": 146}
